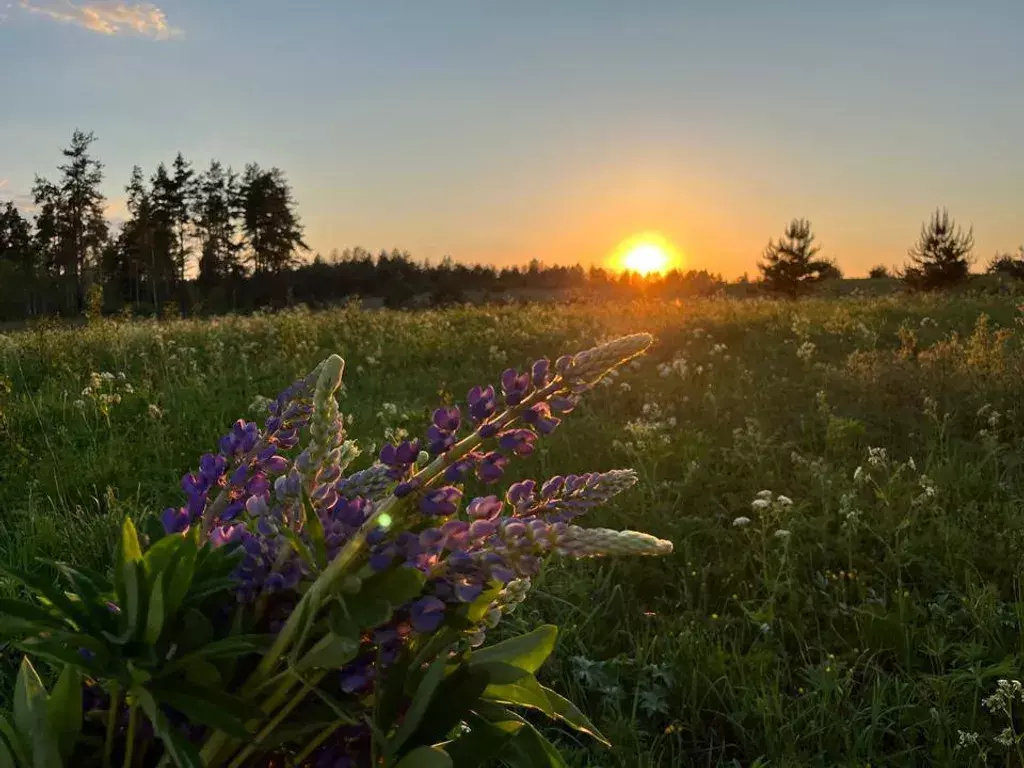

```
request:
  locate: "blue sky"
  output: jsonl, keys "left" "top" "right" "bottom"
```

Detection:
{"left": 1, "top": 1, "right": 1022, "bottom": 277}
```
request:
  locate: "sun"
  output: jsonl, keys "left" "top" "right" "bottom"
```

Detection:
{"left": 610, "top": 233, "right": 680, "bottom": 276}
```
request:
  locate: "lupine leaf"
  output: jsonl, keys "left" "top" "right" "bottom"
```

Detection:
{"left": 47, "top": 665, "right": 82, "bottom": 762}
{"left": 0, "top": 565, "right": 91, "bottom": 629}
{"left": 294, "top": 632, "right": 360, "bottom": 672}
{"left": 301, "top": 488, "right": 328, "bottom": 569}
{"left": 122, "top": 560, "right": 143, "bottom": 641}
{"left": 499, "top": 721, "right": 568, "bottom": 768}
{"left": 482, "top": 676, "right": 609, "bottom": 746}
{"left": 136, "top": 689, "right": 203, "bottom": 768}
{"left": 164, "top": 533, "right": 199, "bottom": 619}
{"left": 468, "top": 626, "right": 557, "bottom": 676}
{"left": 361, "top": 565, "right": 426, "bottom": 607}
{"left": 445, "top": 713, "right": 524, "bottom": 767}
{"left": 14, "top": 657, "right": 62, "bottom": 768}
{"left": 393, "top": 746, "right": 453, "bottom": 768}
{"left": 148, "top": 681, "right": 261, "bottom": 739}
{"left": 388, "top": 654, "right": 448, "bottom": 756}
{"left": 0, "top": 598, "right": 66, "bottom": 633}
{"left": 0, "top": 728, "right": 15, "bottom": 768}
{"left": 115, "top": 518, "right": 144, "bottom": 608}
{"left": 0, "top": 716, "right": 28, "bottom": 768}
{"left": 142, "top": 534, "right": 184, "bottom": 580}
{"left": 401, "top": 665, "right": 491, "bottom": 752}
{"left": 145, "top": 570, "right": 167, "bottom": 647}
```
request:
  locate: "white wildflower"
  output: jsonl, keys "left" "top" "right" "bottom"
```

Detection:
{"left": 775, "top": 495, "right": 793, "bottom": 506}
{"left": 774, "top": 529, "right": 792, "bottom": 540}
{"left": 756, "top": 490, "right": 773, "bottom": 501}
{"left": 751, "top": 499, "right": 771, "bottom": 512}
{"left": 732, "top": 516, "right": 752, "bottom": 528}
{"left": 147, "top": 404, "right": 163, "bottom": 420}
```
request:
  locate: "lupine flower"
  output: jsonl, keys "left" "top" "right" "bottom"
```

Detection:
{"left": 419, "top": 486, "right": 462, "bottom": 516}
{"left": 497, "top": 428, "right": 538, "bottom": 457}
{"left": 501, "top": 368, "right": 532, "bottom": 406}
{"left": 409, "top": 596, "right": 446, "bottom": 632}
{"left": 476, "top": 452, "right": 509, "bottom": 484}
{"left": 467, "top": 385, "right": 496, "bottom": 422}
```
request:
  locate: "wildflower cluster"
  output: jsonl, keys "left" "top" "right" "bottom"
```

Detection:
{"left": 0, "top": 333, "right": 673, "bottom": 768}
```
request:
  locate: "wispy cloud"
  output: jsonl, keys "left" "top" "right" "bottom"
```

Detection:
{"left": 19, "top": 0, "right": 180, "bottom": 39}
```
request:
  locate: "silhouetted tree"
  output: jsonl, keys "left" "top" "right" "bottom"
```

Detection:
{"left": 902, "top": 208, "right": 973, "bottom": 290}
{"left": 868, "top": 265, "right": 890, "bottom": 279}
{"left": 987, "top": 248, "right": 1024, "bottom": 279}
{"left": 32, "top": 130, "right": 108, "bottom": 312}
{"left": 196, "top": 161, "right": 242, "bottom": 286}
{"left": 758, "top": 218, "right": 833, "bottom": 296}
{"left": 238, "top": 164, "right": 307, "bottom": 274}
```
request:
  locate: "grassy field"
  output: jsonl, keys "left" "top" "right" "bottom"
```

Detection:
{"left": 4, "top": 295, "right": 1024, "bottom": 766}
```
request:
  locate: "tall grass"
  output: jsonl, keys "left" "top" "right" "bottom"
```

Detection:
{"left": 3, "top": 294, "right": 1024, "bottom": 765}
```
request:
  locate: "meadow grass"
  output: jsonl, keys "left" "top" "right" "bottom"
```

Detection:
{"left": 3, "top": 294, "right": 1024, "bottom": 766}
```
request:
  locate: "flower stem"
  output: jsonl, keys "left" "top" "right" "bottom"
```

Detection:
{"left": 103, "top": 688, "right": 121, "bottom": 768}
{"left": 122, "top": 700, "right": 138, "bottom": 768}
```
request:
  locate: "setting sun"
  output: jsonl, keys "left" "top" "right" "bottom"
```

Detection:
{"left": 610, "top": 233, "right": 680, "bottom": 276}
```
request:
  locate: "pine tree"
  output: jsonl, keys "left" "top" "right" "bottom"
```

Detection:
{"left": 195, "top": 161, "right": 242, "bottom": 285}
{"left": 32, "top": 130, "right": 108, "bottom": 311}
{"left": 758, "top": 218, "right": 833, "bottom": 296}
{"left": 903, "top": 208, "right": 974, "bottom": 289}
{"left": 238, "top": 164, "right": 308, "bottom": 274}
{"left": 170, "top": 152, "right": 197, "bottom": 280}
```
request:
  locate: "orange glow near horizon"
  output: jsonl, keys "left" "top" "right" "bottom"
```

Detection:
{"left": 609, "top": 232, "right": 680, "bottom": 276}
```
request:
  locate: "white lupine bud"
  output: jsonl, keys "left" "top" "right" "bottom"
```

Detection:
{"left": 564, "top": 333, "right": 654, "bottom": 385}
{"left": 559, "top": 526, "right": 673, "bottom": 557}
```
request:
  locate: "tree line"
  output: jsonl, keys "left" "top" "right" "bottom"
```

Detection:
{"left": 3, "top": 130, "right": 1020, "bottom": 321}
{"left": 0, "top": 130, "right": 727, "bottom": 321}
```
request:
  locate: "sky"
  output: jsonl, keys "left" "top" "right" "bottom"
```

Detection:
{"left": 1, "top": 1, "right": 1022, "bottom": 279}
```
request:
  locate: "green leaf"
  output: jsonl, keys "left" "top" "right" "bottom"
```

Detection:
{"left": 142, "top": 533, "right": 184, "bottom": 579}
{"left": 120, "top": 517, "right": 144, "bottom": 564}
{"left": 145, "top": 571, "right": 167, "bottom": 645}
{"left": 16, "top": 634, "right": 105, "bottom": 674}
{"left": 361, "top": 565, "right": 426, "bottom": 607}
{"left": 280, "top": 527, "right": 317, "bottom": 571}
{"left": 301, "top": 489, "right": 328, "bottom": 569}
{"left": 393, "top": 745, "right": 453, "bottom": 768}
{"left": 469, "top": 626, "right": 557, "bottom": 676}
{"left": 0, "top": 729, "right": 15, "bottom": 768}
{"left": 483, "top": 676, "right": 609, "bottom": 746}
{"left": 13, "top": 657, "right": 47, "bottom": 745}
{"left": 375, "top": 657, "right": 410, "bottom": 733}
{"left": 294, "top": 632, "right": 361, "bottom": 673}
{"left": 389, "top": 654, "right": 448, "bottom": 757}
{"left": 158, "top": 634, "right": 270, "bottom": 680}
{"left": 343, "top": 593, "right": 391, "bottom": 630}
{"left": 500, "top": 721, "right": 568, "bottom": 768}
{"left": 402, "top": 665, "right": 491, "bottom": 752}
{"left": 47, "top": 665, "right": 82, "bottom": 762}
{"left": 445, "top": 714, "right": 524, "bottom": 767}
{"left": 164, "top": 532, "right": 199, "bottom": 619}
{"left": 148, "top": 681, "right": 262, "bottom": 739}
{"left": 0, "top": 716, "right": 28, "bottom": 768}
{"left": 0, "top": 566, "right": 91, "bottom": 629}
{"left": 465, "top": 584, "right": 502, "bottom": 624}
{"left": 13, "top": 657, "right": 62, "bottom": 768}
{"left": 121, "top": 560, "right": 143, "bottom": 641}
{"left": 136, "top": 689, "right": 203, "bottom": 768}
{"left": 0, "top": 598, "right": 66, "bottom": 634}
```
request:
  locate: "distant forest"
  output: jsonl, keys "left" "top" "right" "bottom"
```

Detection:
{"left": 0, "top": 131, "right": 725, "bottom": 321}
